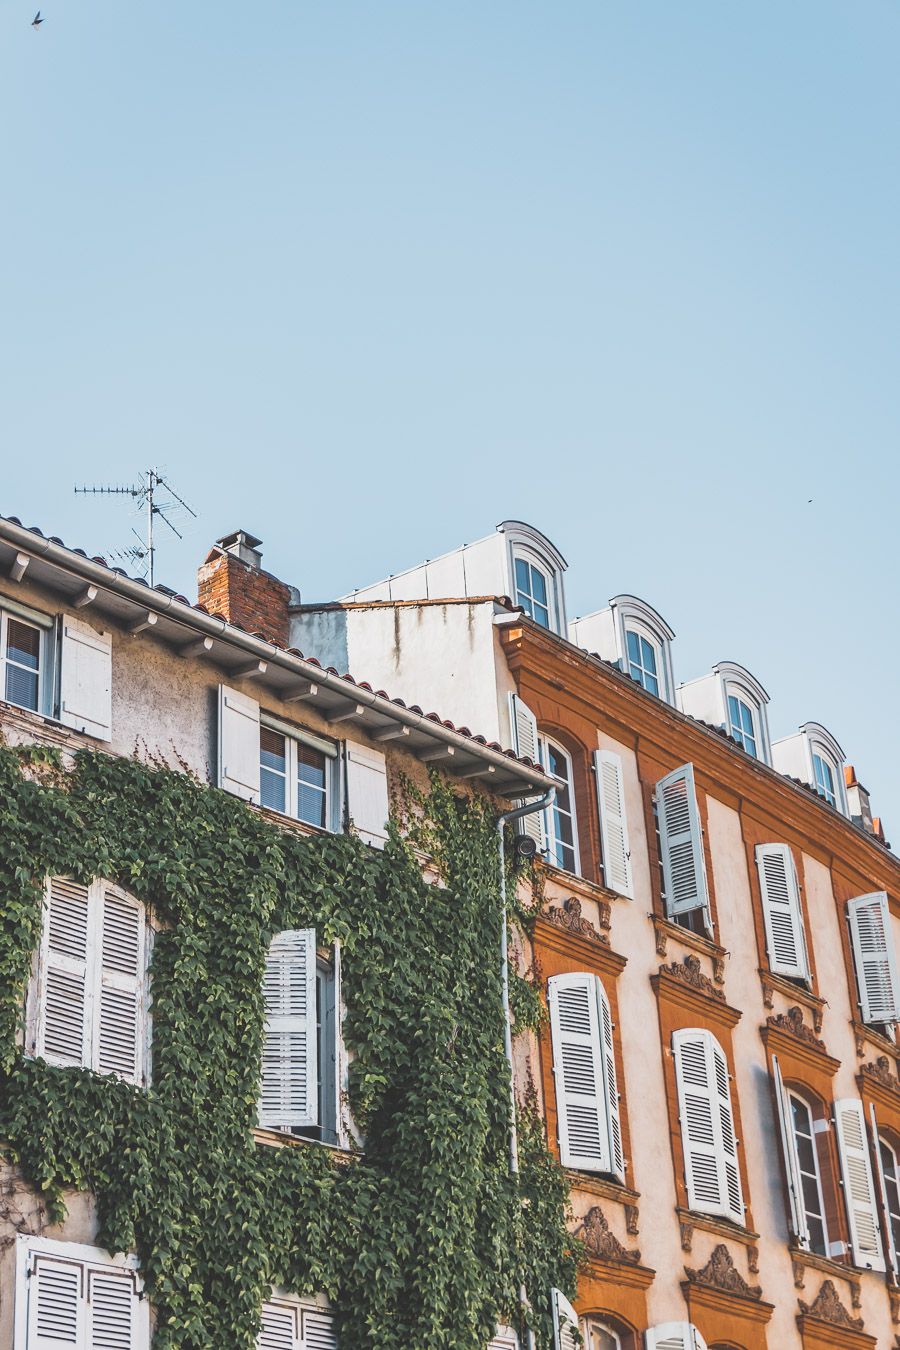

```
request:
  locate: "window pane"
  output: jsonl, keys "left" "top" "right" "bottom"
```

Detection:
{"left": 7, "top": 619, "right": 40, "bottom": 670}
{"left": 260, "top": 729, "right": 286, "bottom": 812}
{"left": 515, "top": 557, "right": 530, "bottom": 592}
{"left": 807, "top": 1214, "right": 827, "bottom": 1256}
{"left": 5, "top": 662, "right": 38, "bottom": 711}
{"left": 531, "top": 565, "right": 548, "bottom": 605}
{"left": 297, "top": 743, "right": 327, "bottom": 828}
{"left": 626, "top": 629, "right": 640, "bottom": 664}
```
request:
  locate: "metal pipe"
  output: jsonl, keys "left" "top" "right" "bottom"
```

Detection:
{"left": 497, "top": 787, "right": 556, "bottom": 1350}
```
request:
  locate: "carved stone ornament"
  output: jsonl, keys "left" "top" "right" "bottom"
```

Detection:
{"left": 747, "top": 1244, "right": 760, "bottom": 1275}
{"left": 597, "top": 899, "right": 612, "bottom": 932}
{"left": 890, "top": 1283, "right": 900, "bottom": 1325}
{"left": 654, "top": 922, "right": 669, "bottom": 959}
{"left": 660, "top": 953, "right": 725, "bottom": 1002}
{"left": 712, "top": 954, "right": 726, "bottom": 986}
{"left": 767, "top": 1005, "right": 826, "bottom": 1053}
{"left": 861, "top": 1055, "right": 899, "bottom": 1092}
{"left": 574, "top": 1206, "right": 640, "bottom": 1265}
{"left": 684, "top": 1244, "right": 762, "bottom": 1301}
{"left": 544, "top": 896, "right": 608, "bottom": 946}
{"left": 798, "top": 1279, "right": 865, "bottom": 1331}
{"left": 624, "top": 1203, "right": 640, "bottom": 1236}
{"left": 680, "top": 1220, "right": 694, "bottom": 1253}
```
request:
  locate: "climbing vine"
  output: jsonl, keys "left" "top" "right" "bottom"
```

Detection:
{"left": 0, "top": 743, "right": 576, "bottom": 1348}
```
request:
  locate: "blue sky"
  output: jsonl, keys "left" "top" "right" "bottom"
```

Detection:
{"left": 2, "top": 2, "right": 899, "bottom": 830}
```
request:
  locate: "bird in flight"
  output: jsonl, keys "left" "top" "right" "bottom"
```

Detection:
{"left": 31, "top": 10, "right": 43, "bottom": 26}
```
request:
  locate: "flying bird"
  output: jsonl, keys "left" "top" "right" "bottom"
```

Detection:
{"left": 31, "top": 11, "right": 43, "bottom": 26}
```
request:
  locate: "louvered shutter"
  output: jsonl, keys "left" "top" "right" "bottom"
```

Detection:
{"left": 848, "top": 892, "right": 900, "bottom": 1024}
{"left": 673, "top": 1029, "right": 743, "bottom": 1224}
{"left": 551, "top": 1289, "right": 579, "bottom": 1350}
{"left": 259, "top": 1300, "right": 299, "bottom": 1350}
{"left": 27, "top": 1252, "right": 85, "bottom": 1348}
{"left": 301, "top": 1302, "right": 338, "bottom": 1350}
{"left": 869, "top": 1102, "right": 899, "bottom": 1275}
{"left": 548, "top": 973, "right": 610, "bottom": 1173}
{"left": 834, "top": 1097, "right": 885, "bottom": 1271}
{"left": 598, "top": 982, "right": 625, "bottom": 1182}
{"left": 756, "top": 844, "right": 809, "bottom": 981}
{"left": 345, "top": 743, "right": 390, "bottom": 848}
{"left": 37, "top": 878, "right": 91, "bottom": 1069}
{"left": 59, "top": 616, "right": 112, "bottom": 741}
{"left": 94, "top": 887, "right": 146, "bottom": 1084}
{"left": 218, "top": 684, "right": 261, "bottom": 803}
{"left": 655, "top": 765, "right": 710, "bottom": 928}
{"left": 595, "top": 750, "right": 633, "bottom": 898}
{"left": 260, "top": 929, "right": 318, "bottom": 1130}
{"left": 645, "top": 1325, "right": 707, "bottom": 1350}
{"left": 488, "top": 1328, "right": 520, "bottom": 1350}
{"left": 507, "top": 693, "right": 544, "bottom": 847}
{"left": 85, "top": 1266, "right": 142, "bottom": 1350}
{"left": 771, "top": 1054, "right": 809, "bottom": 1247}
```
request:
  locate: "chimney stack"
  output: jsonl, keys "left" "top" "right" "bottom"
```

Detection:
{"left": 197, "top": 530, "right": 291, "bottom": 646}
{"left": 844, "top": 765, "right": 876, "bottom": 837}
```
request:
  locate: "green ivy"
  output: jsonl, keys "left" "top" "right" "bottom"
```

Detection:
{"left": 0, "top": 744, "right": 576, "bottom": 1348}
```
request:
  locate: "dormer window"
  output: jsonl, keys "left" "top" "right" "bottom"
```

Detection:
{"left": 678, "top": 661, "right": 771, "bottom": 765}
{"left": 567, "top": 595, "right": 675, "bottom": 703}
{"left": 727, "top": 693, "right": 758, "bottom": 756}
{"left": 625, "top": 626, "right": 660, "bottom": 696}
{"left": 514, "top": 555, "right": 552, "bottom": 629}
{"left": 772, "top": 722, "right": 848, "bottom": 816}
{"left": 812, "top": 751, "right": 837, "bottom": 808}
{"left": 499, "top": 521, "right": 568, "bottom": 635}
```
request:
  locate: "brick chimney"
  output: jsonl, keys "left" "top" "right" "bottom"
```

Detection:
{"left": 844, "top": 764, "right": 876, "bottom": 837}
{"left": 198, "top": 530, "right": 291, "bottom": 646}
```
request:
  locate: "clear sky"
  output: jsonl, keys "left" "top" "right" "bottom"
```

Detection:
{"left": 2, "top": 3, "right": 899, "bottom": 832}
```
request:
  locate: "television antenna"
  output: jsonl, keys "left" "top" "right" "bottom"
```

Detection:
{"left": 74, "top": 468, "right": 197, "bottom": 587}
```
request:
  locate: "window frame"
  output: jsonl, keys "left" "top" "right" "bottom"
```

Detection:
{"left": 878, "top": 1131, "right": 900, "bottom": 1267}
{"left": 812, "top": 749, "right": 838, "bottom": 809}
{"left": 259, "top": 714, "right": 340, "bottom": 833}
{"left": 608, "top": 595, "right": 675, "bottom": 704}
{"left": 726, "top": 689, "right": 759, "bottom": 757}
{"left": 788, "top": 1088, "right": 829, "bottom": 1258}
{"left": 514, "top": 552, "right": 554, "bottom": 630}
{"left": 539, "top": 734, "right": 581, "bottom": 876}
{"left": 500, "top": 521, "right": 568, "bottom": 635}
{"left": 0, "top": 598, "right": 55, "bottom": 719}
{"left": 624, "top": 623, "right": 662, "bottom": 697}
{"left": 580, "top": 1319, "right": 624, "bottom": 1350}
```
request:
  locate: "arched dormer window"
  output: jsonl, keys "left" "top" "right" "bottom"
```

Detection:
{"left": 498, "top": 520, "right": 568, "bottom": 635}
{"left": 678, "top": 662, "right": 771, "bottom": 765}
{"left": 568, "top": 595, "right": 676, "bottom": 704}
{"left": 772, "top": 722, "right": 848, "bottom": 816}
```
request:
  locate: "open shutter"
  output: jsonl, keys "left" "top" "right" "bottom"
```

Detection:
{"left": 85, "top": 1265, "right": 144, "bottom": 1349}
{"left": 27, "top": 1251, "right": 85, "bottom": 1348}
{"left": 673, "top": 1029, "right": 743, "bottom": 1224}
{"left": 95, "top": 887, "right": 146, "bottom": 1084}
{"left": 756, "top": 844, "right": 809, "bottom": 981}
{"left": 645, "top": 1326, "right": 707, "bottom": 1350}
{"left": 37, "top": 877, "right": 91, "bottom": 1069}
{"left": 834, "top": 1097, "right": 885, "bottom": 1271}
{"left": 598, "top": 981, "right": 625, "bottom": 1182}
{"left": 595, "top": 750, "right": 633, "bottom": 898}
{"left": 848, "top": 892, "right": 900, "bottom": 1024}
{"left": 218, "top": 684, "right": 261, "bottom": 803}
{"left": 488, "top": 1329, "right": 520, "bottom": 1350}
{"left": 655, "top": 765, "right": 710, "bottom": 928}
{"left": 869, "top": 1102, "right": 899, "bottom": 1275}
{"left": 260, "top": 929, "right": 317, "bottom": 1131}
{"left": 345, "top": 743, "right": 390, "bottom": 848}
{"left": 771, "top": 1054, "right": 809, "bottom": 1247}
{"left": 548, "top": 972, "right": 610, "bottom": 1173}
{"left": 259, "top": 1300, "right": 299, "bottom": 1350}
{"left": 551, "top": 1289, "right": 579, "bottom": 1350}
{"left": 59, "top": 616, "right": 112, "bottom": 741}
{"left": 507, "top": 693, "right": 544, "bottom": 848}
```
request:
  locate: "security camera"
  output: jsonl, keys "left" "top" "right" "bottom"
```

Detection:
{"left": 513, "top": 835, "right": 538, "bottom": 863}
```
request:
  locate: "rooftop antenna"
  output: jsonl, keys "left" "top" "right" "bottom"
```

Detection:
{"left": 75, "top": 468, "right": 197, "bottom": 587}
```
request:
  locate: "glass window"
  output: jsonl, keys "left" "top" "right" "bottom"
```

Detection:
{"left": 2, "top": 613, "right": 41, "bottom": 712}
{"left": 625, "top": 628, "right": 660, "bottom": 696}
{"left": 727, "top": 693, "right": 758, "bottom": 757}
{"left": 298, "top": 742, "right": 328, "bottom": 829}
{"left": 260, "top": 727, "right": 332, "bottom": 829}
{"left": 880, "top": 1136, "right": 900, "bottom": 1259}
{"left": 812, "top": 752, "right": 837, "bottom": 807}
{"left": 260, "top": 728, "right": 287, "bottom": 812}
{"left": 515, "top": 556, "right": 552, "bottom": 629}
{"left": 790, "top": 1092, "right": 828, "bottom": 1256}
{"left": 541, "top": 738, "right": 579, "bottom": 874}
{"left": 584, "top": 1323, "right": 621, "bottom": 1350}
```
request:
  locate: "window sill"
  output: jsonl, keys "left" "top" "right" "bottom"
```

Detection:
{"left": 759, "top": 968, "right": 825, "bottom": 1032}
{"left": 676, "top": 1206, "right": 759, "bottom": 1252}
{"left": 255, "top": 804, "right": 335, "bottom": 838}
{"left": 252, "top": 1127, "right": 360, "bottom": 1165}
{"left": 650, "top": 914, "right": 727, "bottom": 985}
{"left": 851, "top": 1017, "right": 898, "bottom": 1061}
{"left": 535, "top": 858, "right": 620, "bottom": 906}
{"left": 789, "top": 1244, "right": 861, "bottom": 1306}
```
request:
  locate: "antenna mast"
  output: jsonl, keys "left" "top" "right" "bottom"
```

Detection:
{"left": 75, "top": 468, "right": 197, "bottom": 587}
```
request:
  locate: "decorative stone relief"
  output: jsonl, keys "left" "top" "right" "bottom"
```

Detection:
{"left": 712, "top": 954, "right": 726, "bottom": 985}
{"left": 660, "top": 953, "right": 725, "bottom": 1002}
{"left": 597, "top": 899, "right": 612, "bottom": 932}
{"left": 573, "top": 1206, "right": 640, "bottom": 1265}
{"left": 684, "top": 1244, "right": 762, "bottom": 1301}
{"left": 767, "top": 1005, "right": 826, "bottom": 1053}
{"left": 544, "top": 896, "right": 608, "bottom": 946}
{"left": 747, "top": 1244, "right": 759, "bottom": 1275}
{"left": 861, "top": 1055, "right": 899, "bottom": 1093}
{"left": 798, "top": 1280, "right": 864, "bottom": 1331}
{"left": 654, "top": 922, "right": 669, "bottom": 959}
{"left": 624, "top": 1203, "right": 640, "bottom": 1236}
{"left": 680, "top": 1219, "right": 694, "bottom": 1252}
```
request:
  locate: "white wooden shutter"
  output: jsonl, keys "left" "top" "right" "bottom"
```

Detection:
{"left": 218, "top": 684, "right": 261, "bottom": 803}
{"left": 59, "top": 616, "right": 112, "bottom": 741}
{"left": 655, "top": 765, "right": 710, "bottom": 928}
{"left": 834, "top": 1097, "right": 885, "bottom": 1271}
{"left": 645, "top": 1326, "right": 707, "bottom": 1350}
{"left": 673, "top": 1029, "right": 743, "bottom": 1224}
{"left": 345, "top": 742, "right": 390, "bottom": 847}
{"left": 771, "top": 1054, "right": 809, "bottom": 1247}
{"left": 595, "top": 750, "right": 633, "bottom": 898}
{"left": 488, "top": 1328, "right": 520, "bottom": 1350}
{"left": 848, "top": 892, "right": 900, "bottom": 1024}
{"left": 869, "top": 1102, "right": 899, "bottom": 1275}
{"left": 551, "top": 1289, "right": 579, "bottom": 1350}
{"left": 95, "top": 887, "right": 146, "bottom": 1084}
{"left": 301, "top": 1301, "right": 337, "bottom": 1350}
{"left": 548, "top": 972, "right": 611, "bottom": 1173}
{"left": 756, "top": 844, "right": 809, "bottom": 981}
{"left": 85, "top": 1265, "right": 142, "bottom": 1349}
{"left": 37, "top": 877, "right": 91, "bottom": 1068}
{"left": 598, "top": 981, "right": 625, "bottom": 1182}
{"left": 20, "top": 1239, "right": 149, "bottom": 1350}
{"left": 260, "top": 929, "right": 318, "bottom": 1130}
{"left": 507, "top": 693, "right": 544, "bottom": 847}
{"left": 27, "top": 1251, "right": 85, "bottom": 1347}
{"left": 259, "top": 1300, "right": 299, "bottom": 1350}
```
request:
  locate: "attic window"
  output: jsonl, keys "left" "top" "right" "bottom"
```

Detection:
{"left": 812, "top": 751, "right": 838, "bottom": 808}
{"left": 625, "top": 627, "right": 660, "bottom": 696}
{"left": 727, "top": 692, "right": 759, "bottom": 757}
{"left": 514, "top": 555, "right": 552, "bottom": 629}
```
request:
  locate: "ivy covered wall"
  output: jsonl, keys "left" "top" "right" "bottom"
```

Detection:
{"left": 0, "top": 743, "right": 576, "bottom": 1348}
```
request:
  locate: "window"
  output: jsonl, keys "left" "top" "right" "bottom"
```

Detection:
{"left": 878, "top": 1135, "right": 900, "bottom": 1261}
{"left": 788, "top": 1092, "right": 828, "bottom": 1257}
{"left": 672, "top": 1028, "right": 743, "bottom": 1225}
{"left": 594, "top": 748, "right": 633, "bottom": 898}
{"left": 812, "top": 751, "right": 837, "bottom": 808}
{"left": 540, "top": 736, "right": 579, "bottom": 874}
{"left": 625, "top": 627, "right": 660, "bottom": 696}
{"left": 28, "top": 877, "right": 151, "bottom": 1086}
{"left": 547, "top": 972, "right": 624, "bottom": 1180}
{"left": 756, "top": 844, "right": 810, "bottom": 983}
{"left": 260, "top": 726, "right": 331, "bottom": 830}
{"left": 847, "top": 892, "right": 900, "bottom": 1027}
{"left": 727, "top": 693, "right": 758, "bottom": 757}
{"left": 833, "top": 1097, "right": 885, "bottom": 1270}
{"left": 582, "top": 1322, "right": 622, "bottom": 1350}
{"left": 645, "top": 1327, "right": 707, "bottom": 1350}
{"left": 514, "top": 555, "right": 552, "bottom": 629}
{"left": 259, "top": 1293, "right": 336, "bottom": 1350}
{"left": 14, "top": 1234, "right": 149, "bottom": 1349}
{"left": 2, "top": 610, "right": 41, "bottom": 712}
{"left": 655, "top": 764, "right": 712, "bottom": 935}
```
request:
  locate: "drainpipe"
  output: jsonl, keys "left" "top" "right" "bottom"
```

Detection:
{"left": 497, "top": 787, "right": 556, "bottom": 1350}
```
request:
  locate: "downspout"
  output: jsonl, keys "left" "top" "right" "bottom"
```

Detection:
{"left": 497, "top": 787, "right": 556, "bottom": 1350}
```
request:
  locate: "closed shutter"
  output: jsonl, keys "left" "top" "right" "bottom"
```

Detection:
{"left": 28, "top": 1252, "right": 85, "bottom": 1347}
{"left": 218, "top": 684, "right": 261, "bottom": 803}
{"left": 834, "top": 1097, "right": 885, "bottom": 1271}
{"left": 37, "top": 878, "right": 91, "bottom": 1068}
{"left": 21, "top": 1240, "right": 149, "bottom": 1350}
{"left": 869, "top": 1102, "right": 899, "bottom": 1275}
{"left": 59, "top": 616, "right": 112, "bottom": 741}
{"left": 673, "top": 1029, "right": 743, "bottom": 1224}
{"left": 645, "top": 1326, "right": 707, "bottom": 1350}
{"left": 259, "top": 1300, "right": 299, "bottom": 1350}
{"left": 655, "top": 765, "right": 710, "bottom": 929}
{"left": 301, "top": 1302, "right": 338, "bottom": 1350}
{"left": 507, "top": 693, "right": 544, "bottom": 847}
{"left": 551, "top": 1289, "right": 579, "bottom": 1350}
{"left": 595, "top": 750, "right": 633, "bottom": 898}
{"left": 488, "top": 1328, "right": 520, "bottom": 1350}
{"left": 548, "top": 973, "right": 611, "bottom": 1173}
{"left": 95, "top": 887, "right": 146, "bottom": 1085}
{"left": 85, "top": 1266, "right": 141, "bottom": 1350}
{"left": 756, "top": 844, "right": 809, "bottom": 981}
{"left": 847, "top": 892, "right": 900, "bottom": 1024}
{"left": 598, "top": 982, "right": 625, "bottom": 1182}
{"left": 345, "top": 743, "right": 390, "bottom": 848}
{"left": 771, "top": 1054, "right": 809, "bottom": 1247}
{"left": 260, "top": 929, "right": 318, "bottom": 1130}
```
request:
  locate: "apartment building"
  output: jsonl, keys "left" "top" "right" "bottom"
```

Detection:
{"left": 0, "top": 516, "right": 571, "bottom": 1350}
{"left": 289, "top": 519, "right": 900, "bottom": 1350}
